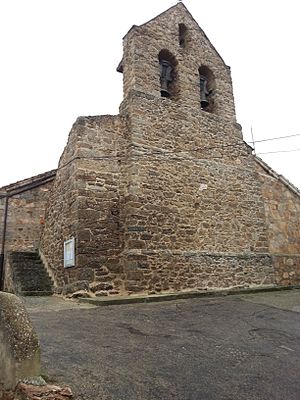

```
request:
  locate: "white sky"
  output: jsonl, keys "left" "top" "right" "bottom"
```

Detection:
{"left": 1, "top": 0, "right": 300, "bottom": 189}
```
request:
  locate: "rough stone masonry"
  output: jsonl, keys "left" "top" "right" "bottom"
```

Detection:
{"left": 0, "top": 292, "right": 40, "bottom": 390}
{"left": 1, "top": 3, "right": 299, "bottom": 296}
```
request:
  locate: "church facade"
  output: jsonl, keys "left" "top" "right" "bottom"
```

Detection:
{"left": 1, "top": 3, "right": 300, "bottom": 296}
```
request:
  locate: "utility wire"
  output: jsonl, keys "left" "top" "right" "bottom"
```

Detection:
{"left": 257, "top": 148, "right": 300, "bottom": 155}
{"left": 248, "top": 133, "right": 300, "bottom": 144}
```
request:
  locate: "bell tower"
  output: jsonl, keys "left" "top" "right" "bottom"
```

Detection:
{"left": 118, "top": 2, "right": 237, "bottom": 121}
{"left": 113, "top": 3, "right": 273, "bottom": 293}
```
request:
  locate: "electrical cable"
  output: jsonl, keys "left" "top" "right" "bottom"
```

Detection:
{"left": 248, "top": 133, "right": 300, "bottom": 144}
{"left": 257, "top": 148, "right": 300, "bottom": 155}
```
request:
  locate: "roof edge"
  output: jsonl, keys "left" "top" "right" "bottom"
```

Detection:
{"left": 255, "top": 156, "right": 300, "bottom": 198}
{"left": 0, "top": 169, "right": 57, "bottom": 195}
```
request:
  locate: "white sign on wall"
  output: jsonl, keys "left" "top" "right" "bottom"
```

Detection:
{"left": 64, "top": 237, "right": 75, "bottom": 268}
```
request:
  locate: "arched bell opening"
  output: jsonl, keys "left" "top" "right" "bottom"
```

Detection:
{"left": 158, "top": 49, "right": 178, "bottom": 99}
{"left": 198, "top": 66, "right": 215, "bottom": 112}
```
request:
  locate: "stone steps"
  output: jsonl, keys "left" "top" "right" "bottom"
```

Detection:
{"left": 20, "top": 291, "right": 53, "bottom": 296}
{"left": 9, "top": 251, "right": 53, "bottom": 295}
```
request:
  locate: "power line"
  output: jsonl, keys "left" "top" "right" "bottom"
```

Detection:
{"left": 257, "top": 148, "right": 300, "bottom": 155}
{"left": 248, "top": 133, "right": 300, "bottom": 144}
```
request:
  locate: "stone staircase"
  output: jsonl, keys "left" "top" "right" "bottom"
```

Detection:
{"left": 9, "top": 251, "right": 53, "bottom": 296}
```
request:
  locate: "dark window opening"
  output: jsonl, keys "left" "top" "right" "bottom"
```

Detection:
{"left": 158, "top": 50, "right": 178, "bottom": 99}
{"left": 179, "top": 23, "right": 187, "bottom": 47}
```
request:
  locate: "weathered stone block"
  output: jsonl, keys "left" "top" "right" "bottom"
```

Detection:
{"left": 14, "top": 382, "right": 73, "bottom": 400}
{"left": 0, "top": 293, "right": 40, "bottom": 390}
{"left": 66, "top": 290, "right": 92, "bottom": 299}
{"left": 89, "top": 282, "right": 113, "bottom": 292}
{"left": 62, "top": 280, "right": 89, "bottom": 295}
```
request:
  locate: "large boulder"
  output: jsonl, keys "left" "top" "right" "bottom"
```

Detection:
{"left": 0, "top": 293, "right": 40, "bottom": 390}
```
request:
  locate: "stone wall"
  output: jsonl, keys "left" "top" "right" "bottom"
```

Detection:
{"left": 118, "top": 89, "right": 274, "bottom": 294}
{"left": 0, "top": 173, "right": 55, "bottom": 291}
{"left": 40, "top": 116, "right": 127, "bottom": 292}
{"left": 123, "top": 251, "right": 273, "bottom": 294}
{"left": 256, "top": 159, "right": 300, "bottom": 286}
{"left": 0, "top": 182, "right": 53, "bottom": 255}
{"left": 39, "top": 121, "right": 80, "bottom": 286}
{"left": 272, "top": 256, "right": 300, "bottom": 287}
{"left": 71, "top": 115, "right": 127, "bottom": 294}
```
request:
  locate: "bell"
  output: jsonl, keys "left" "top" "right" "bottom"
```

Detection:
{"left": 200, "top": 98, "right": 209, "bottom": 108}
{"left": 161, "top": 88, "right": 170, "bottom": 98}
{"left": 200, "top": 75, "right": 210, "bottom": 108}
{"left": 160, "top": 59, "right": 173, "bottom": 98}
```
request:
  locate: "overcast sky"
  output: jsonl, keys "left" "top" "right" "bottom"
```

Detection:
{"left": 1, "top": 0, "right": 299, "bottom": 189}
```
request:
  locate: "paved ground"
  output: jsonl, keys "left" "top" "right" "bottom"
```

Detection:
{"left": 24, "top": 290, "right": 300, "bottom": 400}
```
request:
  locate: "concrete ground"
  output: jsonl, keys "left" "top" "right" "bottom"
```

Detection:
{"left": 24, "top": 290, "right": 300, "bottom": 400}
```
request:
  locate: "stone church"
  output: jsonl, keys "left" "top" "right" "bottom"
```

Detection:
{"left": 1, "top": 3, "right": 300, "bottom": 297}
